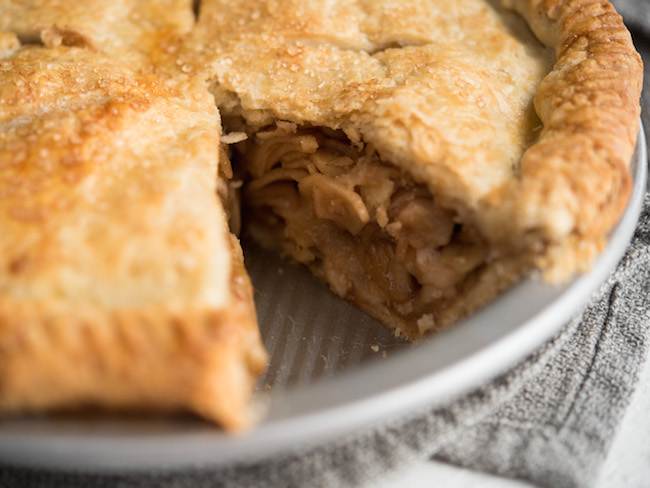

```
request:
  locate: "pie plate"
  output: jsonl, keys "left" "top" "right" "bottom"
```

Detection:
{"left": 0, "top": 126, "right": 645, "bottom": 471}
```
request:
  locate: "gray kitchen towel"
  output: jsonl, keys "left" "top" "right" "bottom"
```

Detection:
{"left": 2, "top": 2, "right": 650, "bottom": 488}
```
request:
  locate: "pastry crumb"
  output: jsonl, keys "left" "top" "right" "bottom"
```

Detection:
{"left": 220, "top": 132, "right": 248, "bottom": 144}
{"left": 416, "top": 314, "right": 435, "bottom": 335}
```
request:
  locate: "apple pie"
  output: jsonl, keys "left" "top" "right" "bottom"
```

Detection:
{"left": 0, "top": 0, "right": 642, "bottom": 429}
{"left": 187, "top": 0, "right": 643, "bottom": 339}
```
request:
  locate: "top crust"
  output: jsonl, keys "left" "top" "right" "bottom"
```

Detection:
{"left": 188, "top": 0, "right": 642, "bottom": 278}
{"left": 188, "top": 0, "right": 554, "bottom": 216}
{"left": 0, "top": 46, "right": 232, "bottom": 309}
{"left": 0, "top": 0, "right": 195, "bottom": 68}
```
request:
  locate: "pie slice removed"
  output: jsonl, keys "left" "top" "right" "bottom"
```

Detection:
{"left": 0, "top": 35, "right": 266, "bottom": 430}
{"left": 187, "top": 0, "right": 643, "bottom": 339}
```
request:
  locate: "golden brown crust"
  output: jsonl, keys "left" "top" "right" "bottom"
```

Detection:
{"left": 0, "top": 43, "right": 266, "bottom": 430}
{"left": 0, "top": 46, "right": 229, "bottom": 309}
{"left": 0, "top": 299, "right": 264, "bottom": 431}
{"left": 0, "top": 0, "right": 194, "bottom": 68}
{"left": 189, "top": 0, "right": 553, "bottom": 195}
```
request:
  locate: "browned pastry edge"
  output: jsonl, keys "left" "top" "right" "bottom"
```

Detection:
{"left": 491, "top": 0, "right": 643, "bottom": 279}
{"left": 0, "top": 241, "right": 266, "bottom": 433}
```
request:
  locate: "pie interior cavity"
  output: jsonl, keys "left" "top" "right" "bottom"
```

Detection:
{"left": 240, "top": 122, "right": 530, "bottom": 338}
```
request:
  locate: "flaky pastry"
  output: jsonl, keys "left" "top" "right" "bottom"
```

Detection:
{"left": 0, "top": 32, "right": 266, "bottom": 430}
{"left": 0, "top": 0, "right": 195, "bottom": 68}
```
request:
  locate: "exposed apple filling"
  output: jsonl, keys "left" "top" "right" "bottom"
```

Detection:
{"left": 238, "top": 121, "right": 521, "bottom": 339}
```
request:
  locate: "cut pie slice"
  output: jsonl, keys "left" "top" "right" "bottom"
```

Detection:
{"left": 187, "top": 0, "right": 642, "bottom": 339}
{"left": 0, "top": 38, "right": 266, "bottom": 430}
